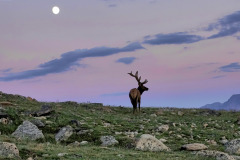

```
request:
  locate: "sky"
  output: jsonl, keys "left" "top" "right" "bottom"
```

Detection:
{"left": 0, "top": 0, "right": 240, "bottom": 108}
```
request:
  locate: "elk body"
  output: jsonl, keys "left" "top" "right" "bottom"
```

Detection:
{"left": 128, "top": 71, "right": 148, "bottom": 114}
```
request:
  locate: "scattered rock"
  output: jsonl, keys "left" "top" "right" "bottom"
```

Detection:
{"left": 135, "top": 134, "right": 170, "bottom": 152}
{"left": 150, "top": 114, "right": 157, "bottom": 117}
{"left": 34, "top": 105, "right": 53, "bottom": 117}
{"left": 30, "top": 119, "right": 45, "bottom": 127}
{"left": 57, "top": 153, "right": 68, "bottom": 157}
{"left": 178, "top": 111, "right": 184, "bottom": 116}
{"left": 156, "top": 109, "right": 164, "bottom": 115}
{"left": 159, "top": 138, "right": 167, "bottom": 143}
{"left": 203, "top": 123, "right": 208, "bottom": 128}
{"left": 156, "top": 125, "right": 169, "bottom": 132}
{"left": 55, "top": 125, "right": 73, "bottom": 142}
{"left": 68, "top": 141, "right": 80, "bottom": 147}
{"left": 100, "top": 136, "right": 119, "bottom": 147}
{"left": 225, "top": 138, "right": 240, "bottom": 155}
{"left": 26, "top": 157, "right": 34, "bottom": 160}
{"left": 103, "top": 122, "right": 111, "bottom": 127}
{"left": 220, "top": 137, "right": 229, "bottom": 145}
{"left": 0, "top": 142, "right": 20, "bottom": 159}
{"left": 207, "top": 140, "right": 217, "bottom": 146}
{"left": 80, "top": 141, "right": 88, "bottom": 146}
{"left": 181, "top": 143, "right": 208, "bottom": 151}
{"left": 0, "top": 101, "right": 15, "bottom": 107}
{"left": 0, "top": 118, "right": 9, "bottom": 125}
{"left": 194, "top": 150, "right": 235, "bottom": 160}
{"left": 12, "top": 120, "right": 44, "bottom": 140}
{"left": 70, "top": 120, "right": 81, "bottom": 127}
{"left": 77, "top": 129, "right": 93, "bottom": 135}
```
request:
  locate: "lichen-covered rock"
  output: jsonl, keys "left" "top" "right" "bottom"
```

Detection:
{"left": 194, "top": 150, "right": 235, "bottom": 160}
{"left": 181, "top": 143, "right": 208, "bottom": 151}
{"left": 12, "top": 121, "right": 44, "bottom": 140}
{"left": 100, "top": 136, "right": 119, "bottom": 146}
{"left": 156, "top": 125, "right": 169, "bottom": 132}
{"left": 30, "top": 119, "right": 45, "bottom": 127}
{"left": 135, "top": 134, "right": 170, "bottom": 152}
{"left": 55, "top": 125, "right": 73, "bottom": 142}
{"left": 225, "top": 138, "right": 240, "bottom": 155}
{"left": 0, "top": 142, "right": 20, "bottom": 159}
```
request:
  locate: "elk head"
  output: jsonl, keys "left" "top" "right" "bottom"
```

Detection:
{"left": 128, "top": 71, "right": 148, "bottom": 114}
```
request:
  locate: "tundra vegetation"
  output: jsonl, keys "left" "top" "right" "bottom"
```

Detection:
{"left": 0, "top": 91, "right": 240, "bottom": 160}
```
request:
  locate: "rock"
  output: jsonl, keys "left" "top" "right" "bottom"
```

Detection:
{"left": 225, "top": 138, "right": 240, "bottom": 155}
{"left": 77, "top": 129, "right": 92, "bottom": 135}
{"left": 80, "top": 141, "right": 88, "bottom": 146}
{"left": 0, "top": 118, "right": 9, "bottom": 125}
{"left": 33, "top": 105, "right": 53, "bottom": 117}
{"left": 0, "top": 142, "right": 20, "bottom": 159}
{"left": 30, "top": 119, "right": 45, "bottom": 127}
{"left": 207, "top": 140, "right": 217, "bottom": 146}
{"left": 103, "top": 122, "right": 111, "bottom": 127}
{"left": 12, "top": 120, "right": 44, "bottom": 140}
{"left": 0, "top": 101, "right": 15, "bottom": 106}
{"left": 159, "top": 138, "right": 167, "bottom": 143}
{"left": 135, "top": 134, "right": 170, "bottom": 152}
{"left": 68, "top": 141, "right": 80, "bottom": 147}
{"left": 203, "top": 123, "right": 208, "bottom": 128}
{"left": 194, "top": 150, "right": 235, "bottom": 160}
{"left": 220, "top": 137, "right": 229, "bottom": 145}
{"left": 156, "top": 125, "right": 169, "bottom": 132}
{"left": 156, "top": 109, "right": 164, "bottom": 115}
{"left": 178, "top": 111, "right": 184, "bottom": 116}
{"left": 100, "top": 136, "right": 119, "bottom": 147}
{"left": 70, "top": 120, "right": 81, "bottom": 127}
{"left": 181, "top": 143, "right": 208, "bottom": 151}
{"left": 150, "top": 114, "right": 157, "bottom": 117}
{"left": 57, "top": 153, "right": 68, "bottom": 157}
{"left": 55, "top": 125, "right": 73, "bottom": 142}
{"left": 26, "top": 157, "right": 34, "bottom": 160}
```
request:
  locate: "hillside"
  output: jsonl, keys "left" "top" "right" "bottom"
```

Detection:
{"left": 1, "top": 91, "right": 240, "bottom": 159}
{"left": 201, "top": 94, "right": 240, "bottom": 111}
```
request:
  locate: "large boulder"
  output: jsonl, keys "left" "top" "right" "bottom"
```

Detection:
{"left": 135, "top": 134, "right": 170, "bottom": 152}
{"left": 181, "top": 143, "right": 208, "bottom": 151}
{"left": 0, "top": 142, "right": 20, "bottom": 159}
{"left": 12, "top": 121, "right": 44, "bottom": 140}
{"left": 55, "top": 125, "right": 73, "bottom": 142}
{"left": 225, "top": 138, "right": 240, "bottom": 155}
{"left": 100, "top": 136, "right": 119, "bottom": 147}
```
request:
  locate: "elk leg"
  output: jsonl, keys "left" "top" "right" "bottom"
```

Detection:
{"left": 138, "top": 99, "right": 141, "bottom": 113}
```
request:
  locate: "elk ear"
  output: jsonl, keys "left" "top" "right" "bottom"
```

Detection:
{"left": 139, "top": 76, "right": 141, "bottom": 81}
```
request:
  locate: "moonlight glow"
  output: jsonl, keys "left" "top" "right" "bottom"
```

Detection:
{"left": 52, "top": 6, "right": 60, "bottom": 15}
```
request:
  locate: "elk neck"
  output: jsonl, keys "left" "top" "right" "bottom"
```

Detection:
{"left": 137, "top": 86, "right": 145, "bottom": 95}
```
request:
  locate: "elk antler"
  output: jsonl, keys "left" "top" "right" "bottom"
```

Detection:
{"left": 128, "top": 71, "right": 141, "bottom": 84}
{"left": 128, "top": 71, "right": 148, "bottom": 85}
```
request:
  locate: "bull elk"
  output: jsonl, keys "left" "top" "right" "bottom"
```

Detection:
{"left": 128, "top": 71, "right": 148, "bottom": 114}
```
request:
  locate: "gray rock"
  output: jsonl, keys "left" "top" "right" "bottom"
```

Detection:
{"left": 33, "top": 105, "right": 53, "bottom": 117}
{"left": 181, "top": 143, "right": 208, "bottom": 151}
{"left": 30, "top": 119, "right": 45, "bottom": 127}
{"left": 100, "top": 136, "right": 119, "bottom": 146}
{"left": 194, "top": 150, "right": 235, "bottom": 160}
{"left": 135, "top": 134, "right": 170, "bottom": 152}
{"left": 156, "top": 125, "right": 169, "bottom": 132}
{"left": 0, "top": 142, "right": 20, "bottom": 159}
{"left": 55, "top": 125, "right": 73, "bottom": 142}
{"left": 12, "top": 121, "right": 44, "bottom": 140}
{"left": 225, "top": 138, "right": 240, "bottom": 155}
{"left": 80, "top": 141, "right": 88, "bottom": 145}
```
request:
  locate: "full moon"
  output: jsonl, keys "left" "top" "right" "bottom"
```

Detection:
{"left": 52, "top": 6, "right": 60, "bottom": 15}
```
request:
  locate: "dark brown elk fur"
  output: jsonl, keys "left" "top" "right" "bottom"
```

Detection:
{"left": 128, "top": 71, "right": 148, "bottom": 114}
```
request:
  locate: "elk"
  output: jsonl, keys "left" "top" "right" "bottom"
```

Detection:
{"left": 128, "top": 71, "right": 148, "bottom": 114}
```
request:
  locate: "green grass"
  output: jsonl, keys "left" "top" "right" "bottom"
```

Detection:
{"left": 0, "top": 92, "right": 238, "bottom": 159}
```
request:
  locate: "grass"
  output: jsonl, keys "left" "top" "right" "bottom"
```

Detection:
{"left": 0, "top": 91, "right": 238, "bottom": 159}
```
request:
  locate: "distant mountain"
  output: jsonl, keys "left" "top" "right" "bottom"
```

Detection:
{"left": 201, "top": 94, "right": 240, "bottom": 111}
